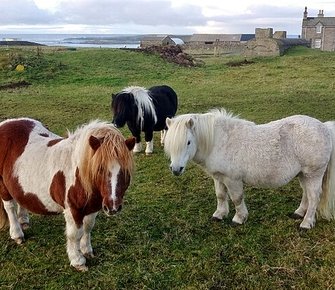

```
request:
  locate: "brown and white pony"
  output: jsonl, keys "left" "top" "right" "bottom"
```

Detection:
{"left": 0, "top": 118, "right": 135, "bottom": 271}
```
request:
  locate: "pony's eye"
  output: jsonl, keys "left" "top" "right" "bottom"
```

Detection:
{"left": 187, "top": 141, "right": 191, "bottom": 145}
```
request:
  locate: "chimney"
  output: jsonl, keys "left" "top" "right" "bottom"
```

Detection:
{"left": 303, "top": 7, "right": 308, "bottom": 19}
{"left": 318, "top": 9, "right": 324, "bottom": 17}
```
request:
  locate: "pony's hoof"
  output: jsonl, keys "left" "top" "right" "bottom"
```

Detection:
{"left": 298, "top": 226, "right": 310, "bottom": 237}
{"left": 232, "top": 215, "right": 247, "bottom": 225}
{"left": 230, "top": 221, "right": 243, "bottom": 227}
{"left": 14, "top": 237, "right": 25, "bottom": 245}
{"left": 288, "top": 213, "right": 304, "bottom": 220}
{"left": 73, "top": 264, "right": 88, "bottom": 272}
{"left": 299, "top": 224, "right": 312, "bottom": 231}
{"left": 211, "top": 216, "right": 222, "bottom": 222}
{"left": 145, "top": 152, "right": 153, "bottom": 155}
{"left": 299, "top": 219, "right": 314, "bottom": 230}
{"left": 84, "top": 252, "right": 95, "bottom": 259}
{"left": 133, "top": 143, "right": 142, "bottom": 153}
{"left": 21, "top": 223, "right": 30, "bottom": 230}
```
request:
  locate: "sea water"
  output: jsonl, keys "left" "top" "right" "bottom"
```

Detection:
{"left": 1, "top": 33, "right": 141, "bottom": 48}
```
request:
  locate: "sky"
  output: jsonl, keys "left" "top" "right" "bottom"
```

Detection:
{"left": 1, "top": 0, "right": 335, "bottom": 35}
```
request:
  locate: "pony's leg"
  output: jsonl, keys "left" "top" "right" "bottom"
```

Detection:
{"left": 128, "top": 126, "right": 142, "bottom": 153}
{"left": 293, "top": 176, "right": 308, "bottom": 218}
{"left": 160, "top": 129, "right": 167, "bottom": 146}
{"left": 2, "top": 200, "right": 24, "bottom": 244}
{"left": 133, "top": 142, "right": 142, "bottom": 153}
{"left": 299, "top": 175, "right": 323, "bottom": 229}
{"left": 80, "top": 213, "right": 98, "bottom": 259}
{"left": 133, "top": 134, "right": 142, "bottom": 153}
{"left": 212, "top": 178, "right": 229, "bottom": 220}
{"left": 145, "top": 141, "right": 153, "bottom": 154}
{"left": 225, "top": 179, "right": 248, "bottom": 225}
{"left": 17, "top": 205, "right": 30, "bottom": 230}
{"left": 144, "top": 131, "right": 154, "bottom": 154}
{"left": 63, "top": 209, "right": 87, "bottom": 271}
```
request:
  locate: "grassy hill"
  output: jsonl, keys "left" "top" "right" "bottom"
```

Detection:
{"left": 1, "top": 46, "right": 335, "bottom": 289}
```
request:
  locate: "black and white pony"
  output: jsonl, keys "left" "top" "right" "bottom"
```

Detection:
{"left": 111, "top": 85, "right": 178, "bottom": 154}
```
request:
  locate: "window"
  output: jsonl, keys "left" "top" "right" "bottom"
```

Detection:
{"left": 315, "top": 39, "right": 322, "bottom": 48}
{"left": 316, "top": 23, "right": 323, "bottom": 33}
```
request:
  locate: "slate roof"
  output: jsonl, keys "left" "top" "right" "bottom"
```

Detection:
{"left": 188, "top": 34, "right": 255, "bottom": 42}
{"left": 240, "top": 34, "right": 256, "bottom": 41}
{"left": 303, "top": 17, "right": 335, "bottom": 27}
{"left": 141, "top": 36, "right": 171, "bottom": 41}
{"left": 189, "top": 34, "right": 240, "bottom": 42}
{"left": 275, "top": 38, "right": 310, "bottom": 46}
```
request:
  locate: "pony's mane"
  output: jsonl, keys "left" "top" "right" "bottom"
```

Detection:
{"left": 165, "top": 108, "right": 241, "bottom": 157}
{"left": 122, "top": 86, "right": 157, "bottom": 128}
{"left": 70, "top": 120, "right": 134, "bottom": 196}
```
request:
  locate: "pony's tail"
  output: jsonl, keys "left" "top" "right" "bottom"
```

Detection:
{"left": 318, "top": 121, "right": 335, "bottom": 220}
{"left": 0, "top": 200, "right": 9, "bottom": 230}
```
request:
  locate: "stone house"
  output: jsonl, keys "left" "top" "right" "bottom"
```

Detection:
{"left": 301, "top": 7, "right": 335, "bottom": 51}
{"left": 140, "top": 36, "right": 175, "bottom": 48}
{"left": 245, "top": 28, "right": 309, "bottom": 56}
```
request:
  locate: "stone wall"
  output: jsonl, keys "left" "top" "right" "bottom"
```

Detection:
{"left": 244, "top": 38, "right": 280, "bottom": 56}
{"left": 255, "top": 28, "right": 273, "bottom": 39}
{"left": 273, "top": 31, "right": 287, "bottom": 39}
{"left": 323, "top": 27, "right": 335, "bottom": 50}
{"left": 245, "top": 28, "right": 310, "bottom": 56}
{"left": 304, "top": 27, "right": 335, "bottom": 50}
{"left": 184, "top": 41, "right": 247, "bottom": 55}
{"left": 140, "top": 40, "right": 162, "bottom": 48}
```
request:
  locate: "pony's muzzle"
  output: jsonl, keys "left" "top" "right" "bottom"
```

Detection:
{"left": 170, "top": 166, "right": 184, "bottom": 176}
{"left": 112, "top": 117, "right": 125, "bottom": 128}
{"left": 103, "top": 204, "right": 123, "bottom": 216}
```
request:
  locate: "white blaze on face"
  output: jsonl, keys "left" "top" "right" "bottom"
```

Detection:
{"left": 169, "top": 129, "right": 197, "bottom": 175}
{"left": 110, "top": 162, "right": 121, "bottom": 210}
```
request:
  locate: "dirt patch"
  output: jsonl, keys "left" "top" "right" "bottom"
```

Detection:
{"left": 0, "top": 80, "right": 31, "bottom": 90}
{"left": 226, "top": 59, "right": 255, "bottom": 67}
{"left": 141, "top": 45, "right": 199, "bottom": 67}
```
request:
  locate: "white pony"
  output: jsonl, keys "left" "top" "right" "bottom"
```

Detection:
{"left": 164, "top": 109, "right": 335, "bottom": 229}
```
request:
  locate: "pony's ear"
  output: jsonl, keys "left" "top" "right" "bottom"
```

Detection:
{"left": 166, "top": 117, "right": 172, "bottom": 128}
{"left": 89, "top": 135, "right": 104, "bottom": 151}
{"left": 186, "top": 118, "right": 194, "bottom": 129}
{"left": 125, "top": 137, "right": 136, "bottom": 151}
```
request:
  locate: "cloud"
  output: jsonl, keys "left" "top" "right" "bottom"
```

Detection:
{"left": 2, "top": 0, "right": 332, "bottom": 34}
{"left": 206, "top": 5, "right": 304, "bottom": 34}
{"left": 0, "top": 0, "right": 208, "bottom": 33}
{"left": 0, "top": 0, "right": 56, "bottom": 25}
{"left": 54, "top": 0, "right": 206, "bottom": 27}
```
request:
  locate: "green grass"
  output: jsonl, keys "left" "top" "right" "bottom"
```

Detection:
{"left": 1, "top": 45, "right": 335, "bottom": 289}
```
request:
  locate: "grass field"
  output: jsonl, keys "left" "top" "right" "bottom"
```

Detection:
{"left": 1, "top": 46, "right": 335, "bottom": 289}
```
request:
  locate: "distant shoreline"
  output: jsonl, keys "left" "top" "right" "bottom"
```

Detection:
{"left": 0, "top": 40, "right": 45, "bottom": 46}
